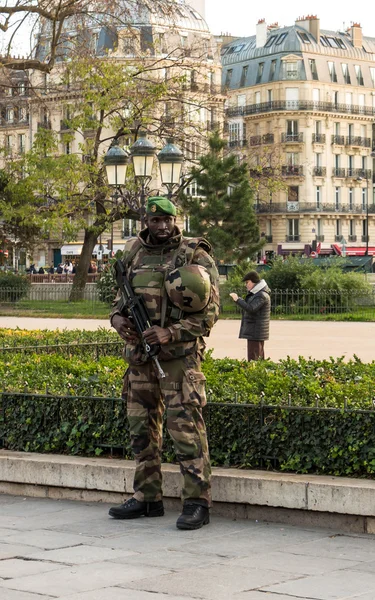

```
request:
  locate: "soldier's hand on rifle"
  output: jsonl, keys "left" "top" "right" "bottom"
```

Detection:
{"left": 143, "top": 326, "right": 172, "bottom": 346}
{"left": 112, "top": 314, "right": 139, "bottom": 343}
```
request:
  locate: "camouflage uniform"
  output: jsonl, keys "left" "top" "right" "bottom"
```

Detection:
{"left": 111, "top": 227, "right": 220, "bottom": 507}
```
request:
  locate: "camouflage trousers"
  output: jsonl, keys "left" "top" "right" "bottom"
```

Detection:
{"left": 123, "top": 353, "right": 212, "bottom": 507}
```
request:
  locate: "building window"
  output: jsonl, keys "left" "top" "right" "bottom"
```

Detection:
{"left": 123, "top": 218, "right": 137, "bottom": 237}
{"left": 288, "top": 186, "right": 299, "bottom": 202}
{"left": 240, "top": 65, "right": 248, "bottom": 87}
{"left": 285, "top": 61, "right": 298, "bottom": 79}
{"left": 286, "top": 120, "right": 298, "bottom": 135}
{"left": 316, "top": 186, "right": 321, "bottom": 207}
{"left": 267, "top": 89, "right": 273, "bottom": 102}
{"left": 264, "top": 35, "right": 277, "bottom": 48}
{"left": 287, "top": 219, "right": 299, "bottom": 240}
{"left": 336, "top": 219, "right": 341, "bottom": 236}
{"left": 315, "top": 120, "right": 321, "bottom": 134}
{"left": 315, "top": 153, "right": 321, "bottom": 167}
{"left": 256, "top": 62, "right": 264, "bottom": 84}
{"left": 362, "top": 188, "right": 367, "bottom": 210}
{"left": 309, "top": 59, "right": 318, "bottom": 80}
{"left": 276, "top": 32, "right": 288, "bottom": 45}
{"left": 297, "top": 31, "right": 311, "bottom": 44}
{"left": 269, "top": 59, "right": 277, "bottom": 81}
{"left": 335, "top": 154, "right": 340, "bottom": 169}
{"left": 341, "top": 63, "right": 351, "bottom": 84}
{"left": 349, "top": 188, "right": 354, "bottom": 210}
{"left": 334, "top": 122, "right": 340, "bottom": 135}
{"left": 328, "top": 61, "right": 337, "bottom": 82}
{"left": 362, "top": 155, "right": 367, "bottom": 170}
{"left": 65, "top": 141, "right": 71, "bottom": 155}
{"left": 18, "top": 133, "right": 26, "bottom": 153}
{"left": 370, "top": 67, "right": 375, "bottom": 87}
{"left": 6, "top": 107, "right": 14, "bottom": 123}
{"left": 229, "top": 122, "right": 241, "bottom": 142}
{"left": 335, "top": 187, "right": 340, "bottom": 209}
{"left": 317, "top": 218, "right": 323, "bottom": 236}
{"left": 286, "top": 152, "right": 299, "bottom": 166}
{"left": 19, "top": 107, "right": 28, "bottom": 122}
{"left": 186, "top": 180, "right": 199, "bottom": 197}
{"left": 355, "top": 65, "right": 364, "bottom": 85}
{"left": 6, "top": 135, "right": 12, "bottom": 151}
{"left": 362, "top": 220, "right": 367, "bottom": 238}
{"left": 349, "top": 219, "right": 355, "bottom": 236}
{"left": 224, "top": 69, "right": 233, "bottom": 88}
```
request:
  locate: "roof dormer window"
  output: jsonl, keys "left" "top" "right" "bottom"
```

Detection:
{"left": 297, "top": 31, "right": 311, "bottom": 43}
{"left": 275, "top": 32, "right": 288, "bottom": 45}
{"left": 264, "top": 35, "right": 277, "bottom": 48}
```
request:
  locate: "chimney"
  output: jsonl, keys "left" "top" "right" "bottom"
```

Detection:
{"left": 256, "top": 19, "right": 267, "bottom": 48}
{"left": 295, "top": 15, "right": 320, "bottom": 42}
{"left": 351, "top": 23, "right": 362, "bottom": 48}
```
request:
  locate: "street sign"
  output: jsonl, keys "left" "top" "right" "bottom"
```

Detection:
{"left": 310, "top": 251, "right": 318, "bottom": 259}
{"left": 97, "top": 250, "right": 103, "bottom": 260}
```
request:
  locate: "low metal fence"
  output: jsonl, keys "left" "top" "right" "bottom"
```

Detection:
{"left": 1, "top": 392, "right": 375, "bottom": 473}
{"left": 220, "top": 288, "right": 375, "bottom": 318}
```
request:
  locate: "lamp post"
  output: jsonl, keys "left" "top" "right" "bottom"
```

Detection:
{"left": 104, "top": 132, "right": 184, "bottom": 232}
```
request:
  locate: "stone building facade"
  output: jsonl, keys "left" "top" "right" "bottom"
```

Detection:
{"left": 223, "top": 16, "right": 375, "bottom": 257}
{"left": 0, "top": 0, "right": 223, "bottom": 270}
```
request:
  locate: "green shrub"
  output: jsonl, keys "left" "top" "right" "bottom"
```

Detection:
{"left": 0, "top": 272, "right": 30, "bottom": 302}
{"left": 96, "top": 251, "right": 123, "bottom": 305}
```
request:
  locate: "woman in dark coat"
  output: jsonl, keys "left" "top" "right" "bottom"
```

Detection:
{"left": 230, "top": 271, "right": 271, "bottom": 360}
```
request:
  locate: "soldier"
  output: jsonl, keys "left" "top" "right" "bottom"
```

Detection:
{"left": 109, "top": 197, "right": 220, "bottom": 530}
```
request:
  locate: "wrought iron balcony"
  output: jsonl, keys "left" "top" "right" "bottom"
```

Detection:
{"left": 332, "top": 168, "right": 346, "bottom": 178}
{"left": 0, "top": 117, "right": 29, "bottom": 128}
{"left": 286, "top": 235, "right": 300, "bottom": 242}
{"left": 265, "top": 235, "right": 273, "bottom": 243}
{"left": 346, "top": 136, "right": 371, "bottom": 148}
{"left": 281, "top": 133, "right": 303, "bottom": 143}
{"left": 37, "top": 120, "right": 52, "bottom": 130}
{"left": 348, "top": 235, "right": 357, "bottom": 242}
{"left": 249, "top": 135, "right": 262, "bottom": 146}
{"left": 226, "top": 100, "right": 375, "bottom": 118}
{"left": 315, "top": 235, "right": 325, "bottom": 242}
{"left": 253, "top": 202, "right": 374, "bottom": 214}
{"left": 207, "top": 121, "right": 220, "bottom": 131}
{"left": 346, "top": 168, "right": 372, "bottom": 179}
{"left": 332, "top": 135, "right": 345, "bottom": 145}
{"left": 263, "top": 133, "right": 274, "bottom": 144}
{"left": 335, "top": 235, "right": 343, "bottom": 242}
{"left": 228, "top": 139, "right": 247, "bottom": 148}
{"left": 362, "top": 235, "right": 369, "bottom": 242}
{"left": 282, "top": 165, "right": 304, "bottom": 177}
{"left": 313, "top": 167, "right": 326, "bottom": 177}
{"left": 312, "top": 133, "right": 326, "bottom": 143}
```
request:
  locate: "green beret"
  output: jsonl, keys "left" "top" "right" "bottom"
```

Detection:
{"left": 146, "top": 197, "right": 177, "bottom": 217}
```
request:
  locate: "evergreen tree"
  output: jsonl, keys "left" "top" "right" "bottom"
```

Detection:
{"left": 180, "top": 132, "right": 263, "bottom": 262}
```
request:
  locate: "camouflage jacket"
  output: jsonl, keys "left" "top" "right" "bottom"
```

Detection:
{"left": 110, "top": 227, "right": 220, "bottom": 363}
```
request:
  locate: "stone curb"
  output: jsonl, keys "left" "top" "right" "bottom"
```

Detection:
{"left": 1, "top": 450, "right": 375, "bottom": 526}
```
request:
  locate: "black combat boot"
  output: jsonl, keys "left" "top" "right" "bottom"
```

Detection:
{"left": 176, "top": 502, "right": 210, "bottom": 530}
{"left": 109, "top": 497, "right": 164, "bottom": 519}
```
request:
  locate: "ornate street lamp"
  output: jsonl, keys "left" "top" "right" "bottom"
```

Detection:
{"left": 103, "top": 140, "right": 129, "bottom": 187}
{"left": 129, "top": 132, "right": 156, "bottom": 228}
{"left": 157, "top": 138, "right": 184, "bottom": 198}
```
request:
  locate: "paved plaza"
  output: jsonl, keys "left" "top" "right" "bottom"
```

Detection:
{"left": 1, "top": 316, "right": 375, "bottom": 362}
{"left": 0, "top": 494, "right": 375, "bottom": 600}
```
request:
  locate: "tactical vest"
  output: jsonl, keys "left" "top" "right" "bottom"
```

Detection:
{"left": 122, "top": 235, "right": 210, "bottom": 327}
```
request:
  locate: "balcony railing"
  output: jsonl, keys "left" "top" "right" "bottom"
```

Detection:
{"left": 332, "top": 135, "right": 345, "bottom": 145}
{"left": 263, "top": 133, "right": 274, "bottom": 144}
{"left": 313, "top": 167, "right": 326, "bottom": 177}
{"left": 335, "top": 235, "right": 343, "bottom": 242}
{"left": 0, "top": 117, "right": 29, "bottom": 128}
{"left": 253, "top": 202, "right": 375, "bottom": 214}
{"left": 348, "top": 235, "right": 357, "bottom": 242}
{"left": 265, "top": 235, "right": 273, "bottom": 243}
{"left": 37, "top": 120, "right": 52, "bottom": 130}
{"left": 332, "top": 168, "right": 346, "bottom": 178}
{"left": 228, "top": 138, "right": 247, "bottom": 148}
{"left": 286, "top": 235, "right": 300, "bottom": 242}
{"left": 362, "top": 235, "right": 369, "bottom": 242}
{"left": 226, "top": 100, "right": 375, "bottom": 118}
{"left": 315, "top": 235, "right": 325, "bottom": 242}
{"left": 282, "top": 165, "right": 304, "bottom": 177}
{"left": 346, "top": 136, "right": 372, "bottom": 148}
{"left": 281, "top": 133, "right": 303, "bottom": 143}
{"left": 346, "top": 168, "right": 372, "bottom": 179}
{"left": 249, "top": 135, "right": 262, "bottom": 146}
{"left": 207, "top": 121, "right": 220, "bottom": 131}
{"left": 312, "top": 133, "right": 326, "bottom": 143}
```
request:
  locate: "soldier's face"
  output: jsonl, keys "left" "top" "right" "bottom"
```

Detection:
{"left": 147, "top": 215, "right": 176, "bottom": 242}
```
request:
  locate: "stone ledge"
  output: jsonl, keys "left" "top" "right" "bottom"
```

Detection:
{"left": 1, "top": 450, "right": 375, "bottom": 521}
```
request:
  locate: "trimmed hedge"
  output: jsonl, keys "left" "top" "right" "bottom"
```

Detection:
{"left": 1, "top": 328, "right": 375, "bottom": 477}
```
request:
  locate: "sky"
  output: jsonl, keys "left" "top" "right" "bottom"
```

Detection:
{"left": 205, "top": 0, "right": 375, "bottom": 38}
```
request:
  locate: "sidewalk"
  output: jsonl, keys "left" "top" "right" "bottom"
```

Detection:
{"left": 1, "top": 494, "right": 375, "bottom": 600}
{"left": 1, "top": 316, "right": 375, "bottom": 361}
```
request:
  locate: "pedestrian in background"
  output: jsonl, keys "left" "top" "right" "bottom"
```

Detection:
{"left": 229, "top": 271, "right": 270, "bottom": 360}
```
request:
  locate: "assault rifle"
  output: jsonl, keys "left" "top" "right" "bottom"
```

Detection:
{"left": 114, "top": 259, "right": 165, "bottom": 379}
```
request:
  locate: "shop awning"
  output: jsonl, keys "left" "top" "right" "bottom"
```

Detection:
{"left": 61, "top": 245, "right": 82, "bottom": 256}
{"left": 332, "top": 244, "right": 375, "bottom": 257}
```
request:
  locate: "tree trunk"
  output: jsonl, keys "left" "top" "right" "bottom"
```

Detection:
{"left": 69, "top": 229, "right": 98, "bottom": 301}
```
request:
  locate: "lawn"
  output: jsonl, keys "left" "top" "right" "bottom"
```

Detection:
{"left": 0, "top": 299, "right": 110, "bottom": 319}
